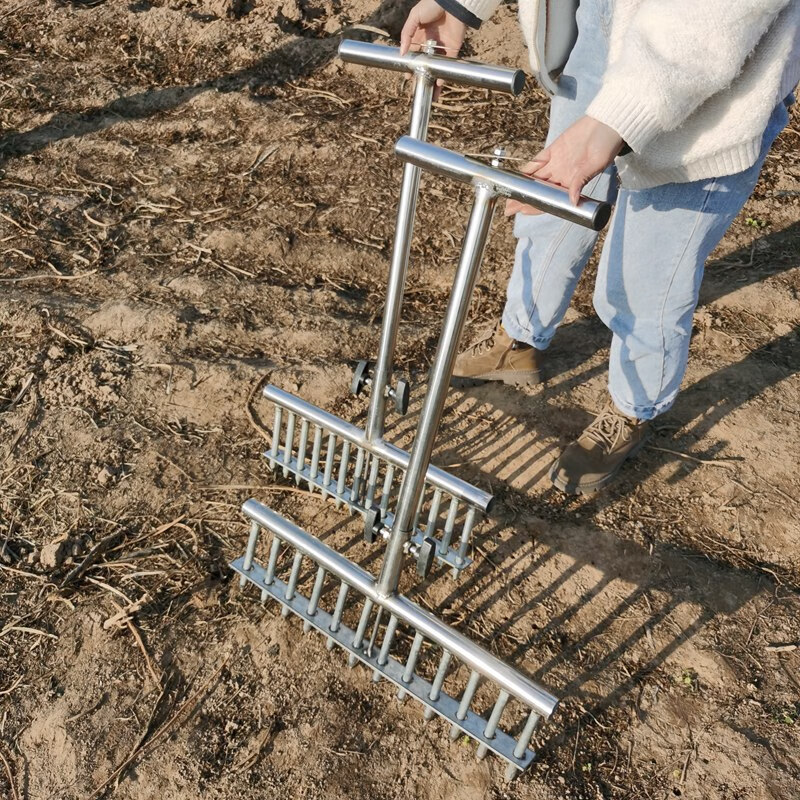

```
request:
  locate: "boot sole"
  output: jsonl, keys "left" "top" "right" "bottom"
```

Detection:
{"left": 450, "top": 369, "right": 542, "bottom": 389}
{"left": 548, "top": 436, "right": 649, "bottom": 496}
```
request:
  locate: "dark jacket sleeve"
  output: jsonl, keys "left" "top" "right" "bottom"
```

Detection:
{"left": 434, "top": 0, "right": 483, "bottom": 29}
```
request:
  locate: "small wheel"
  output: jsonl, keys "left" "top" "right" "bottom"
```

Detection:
{"left": 394, "top": 378, "right": 410, "bottom": 415}
{"left": 364, "top": 506, "right": 382, "bottom": 544}
{"left": 351, "top": 359, "right": 372, "bottom": 397}
{"left": 416, "top": 536, "right": 437, "bottom": 578}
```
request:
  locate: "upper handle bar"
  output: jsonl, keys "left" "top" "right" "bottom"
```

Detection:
{"left": 394, "top": 136, "right": 612, "bottom": 231}
{"left": 338, "top": 39, "right": 525, "bottom": 96}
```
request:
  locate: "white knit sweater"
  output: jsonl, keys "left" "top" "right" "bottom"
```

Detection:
{"left": 458, "top": 0, "right": 800, "bottom": 188}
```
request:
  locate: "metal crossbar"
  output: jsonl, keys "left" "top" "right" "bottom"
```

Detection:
{"left": 235, "top": 500, "right": 558, "bottom": 777}
{"left": 263, "top": 384, "right": 492, "bottom": 574}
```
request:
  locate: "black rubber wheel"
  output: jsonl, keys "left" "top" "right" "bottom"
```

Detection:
{"left": 351, "top": 359, "right": 372, "bottom": 397}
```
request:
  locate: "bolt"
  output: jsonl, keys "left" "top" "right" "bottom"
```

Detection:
{"left": 424, "top": 39, "right": 437, "bottom": 55}
{"left": 491, "top": 147, "right": 506, "bottom": 168}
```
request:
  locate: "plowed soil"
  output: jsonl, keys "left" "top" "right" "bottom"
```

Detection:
{"left": 1, "top": 2, "right": 799, "bottom": 799}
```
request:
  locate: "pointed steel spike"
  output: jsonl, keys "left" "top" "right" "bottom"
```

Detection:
{"left": 380, "top": 463, "right": 396, "bottom": 517}
{"left": 335, "top": 440, "right": 351, "bottom": 510}
{"left": 452, "top": 506, "right": 477, "bottom": 577}
{"left": 348, "top": 597, "right": 374, "bottom": 665}
{"left": 350, "top": 446, "right": 366, "bottom": 506}
{"left": 365, "top": 455, "right": 381, "bottom": 510}
{"left": 423, "top": 650, "right": 452, "bottom": 721}
{"left": 366, "top": 606, "right": 384, "bottom": 660}
{"left": 439, "top": 496, "right": 459, "bottom": 555}
{"left": 372, "top": 613, "right": 398, "bottom": 682}
{"left": 309, "top": 425, "right": 324, "bottom": 485}
{"left": 321, "top": 433, "right": 336, "bottom": 499}
{"left": 397, "top": 631, "right": 424, "bottom": 702}
{"left": 327, "top": 581, "right": 350, "bottom": 650}
{"left": 425, "top": 488, "right": 443, "bottom": 538}
{"left": 268, "top": 406, "right": 282, "bottom": 470}
{"left": 295, "top": 419, "right": 310, "bottom": 486}
{"left": 504, "top": 710, "right": 541, "bottom": 781}
{"left": 282, "top": 411, "right": 296, "bottom": 478}
{"left": 449, "top": 669, "right": 481, "bottom": 740}
{"left": 239, "top": 521, "right": 260, "bottom": 588}
{"left": 281, "top": 551, "right": 304, "bottom": 618}
{"left": 412, "top": 485, "right": 426, "bottom": 532}
{"left": 476, "top": 690, "right": 510, "bottom": 760}
{"left": 264, "top": 536, "right": 282, "bottom": 586}
{"left": 304, "top": 566, "right": 327, "bottom": 633}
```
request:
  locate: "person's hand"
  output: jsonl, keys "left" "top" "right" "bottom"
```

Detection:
{"left": 505, "top": 115, "right": 624, "bottom": 215}
{"left": 400, "top": 0, "right": 467, "bottom": 58}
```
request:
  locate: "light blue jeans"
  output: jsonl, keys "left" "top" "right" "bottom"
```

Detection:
{"left": 502, "top": 0, "right": 790, "bottom": 420}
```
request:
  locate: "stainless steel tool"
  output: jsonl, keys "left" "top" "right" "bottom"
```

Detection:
{"left": 234, "top": 135, "right": 611, "bottom": 778}
{"left": 258, "top": 41, "right": 526, "bottom": 575}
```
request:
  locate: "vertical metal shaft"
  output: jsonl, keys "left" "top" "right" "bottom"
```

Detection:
{"left": 304, "top": 566, "right": 327, "bottom": 633}
{"left": 335, "top": 440, "right": 351, "bottom": 510}
{"left": 295, "top": 418, "right": 310, "bottom": 485}
{"left": 397, "top": 631, "right": 424, "bottom": 702}
{"left": 282, "top": 411, "right": 296, "bottom": 478}
{"left": 476, "top": 690, "right": 510, "bottom": 759}
{"left": 504, "top": 710, "right": 541, "bottom": 781}
{"left": 321, "top": 433, "right": 336, "bottom": 499}
{"left": 423, "top": 649, "right": 452, "bottom": 720}
{"left": 282, "top": 551, "right": 303, "bottom": 618}
{"left": 240, "top": 520, "right": 260, "bottom": 589}
{"left": 269, "top": 406, "right": 282, "bottom": 469}
{"left": 309, "top": 425, "right": 323, "bottom": 482}
{"left": 377, "top": 184, "right": 498, "bottom": 597}
{"left": 453, "top": 506, "right": 477, "bottom": 577}
{"left": 372, "top": 613, "right": 399, "bottom": 682}
{"left": 449, "top": 669, "right": 481, "bottom": 740}
{"left": 327, "top": 581, "right": 350, "bottom": 650}
{"left": 439, "top": 497, "right": 459, "bottom": 555}
{"left": 364, "top": 52, "right": 435, "bottom": 444}
{"left": 348, "top": 597, "right": 375, "bottom": 664}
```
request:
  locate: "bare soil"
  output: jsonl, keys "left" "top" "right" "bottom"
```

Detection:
{"left": 1, "top": 2, "right": 799, "bottom": 799}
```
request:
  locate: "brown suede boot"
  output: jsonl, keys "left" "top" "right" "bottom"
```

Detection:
{"left": 549, "top": 402, "right": 650, "bottom": 494}
{"left": 451, "top": 324, "right": 543, "bottom": 387}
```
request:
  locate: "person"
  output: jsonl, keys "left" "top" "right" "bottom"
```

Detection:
{"left": 398, "top": 0, "right": 800, "bottom": 494}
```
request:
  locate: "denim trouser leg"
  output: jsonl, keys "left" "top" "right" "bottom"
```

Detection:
{"left": 594, "top": 99, "right": 789, "bottom": 420}
{"left": 502, "top": 0, "right": 617, "bottom": 349}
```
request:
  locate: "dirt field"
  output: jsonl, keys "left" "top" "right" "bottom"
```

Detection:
{"left": 1, "top": 1, "right": 799, "bottom": 798}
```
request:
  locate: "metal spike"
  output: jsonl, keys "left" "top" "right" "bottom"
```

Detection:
{"left": 327, "top": 581, "right": 350, "bottom": 650}
{"left": 397, "top": 632, "right": 424, "bottom": 702}
{"left": 366, "top": 606, "right": 384, "bottom": 660}
{"left": 412, "top": 486, "right": 426, "bottom": 532}
{"left": 239, "top": 521, "right": 260, "bottom": 588}
{"left": 335, "top": 441, "right": 352, "bottom": 510}
{"left": 282, "top": 551, "right": 304, "bottom": 618}
{"left": 476, "top": 690, "right": 509, "bottom": 760}
{"left": 425, "top": 488, "right": 443, "bottom": 538}
{"left": 321, "top": 433, "right": 336, "bottom": 499}
{"left": 350, "top": 446, "right": 366, "bottom": 506}
{"left": 423, "top": 650, "right": 452, "bottom": 721}
{"left": 365, "top": 455, "right": 381, "bottom": 510}
{"left": 372, "top": 613, "right": 398, "bottom": 682}
{"left": 282, "top": 411, "right": 296, "bottom": 478}
{"left": 264, "top": 536, "right": 281, "bottom": 586}
{"left": 269, "top": 406, "right": 282, "bottom": 470}
{"left": 304, "top": 566, "right": 327, "bottom": 633}
{"left": 380, "top": 463, "right": 396, "bottom": 517}
{"left": 309, "top": 425, "right": 324, "bottom": 484}
{"left": 439, "top": 496, "right": 459, "bottom": 555}
{"left": 295, "top": 419, "right": 310, "bottom": 485}
{"left": 449, "top": 670, "right": 481, "bottom": 740}
{"left": 504, "top": 710, "right": 541, "bottom": 782}
{"left": 453, "top": 506, "right": 477, "bottom": 577}
{"left": 348, "top": 597, "right": 374, "bottom": 665}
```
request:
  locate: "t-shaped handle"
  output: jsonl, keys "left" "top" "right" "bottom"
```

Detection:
{"left": 338, "top": 39, "right": 525, "bottom": 96}
{"left": 394, "top": 136, "right": 612, "bottom": 231}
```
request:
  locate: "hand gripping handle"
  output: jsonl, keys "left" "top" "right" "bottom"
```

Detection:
{"left": 338, "top": 39, "right": 525, "bottom": 96}
{"left": 394, "top": 136, "right": 613, "bottom": 231}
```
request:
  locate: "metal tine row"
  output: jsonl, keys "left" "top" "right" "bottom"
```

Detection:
{"left": 237, "top": 521, "right": 541, "bottom": 777}
{"left": 267, "top": 403, "right": 481, "bottom": 573}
